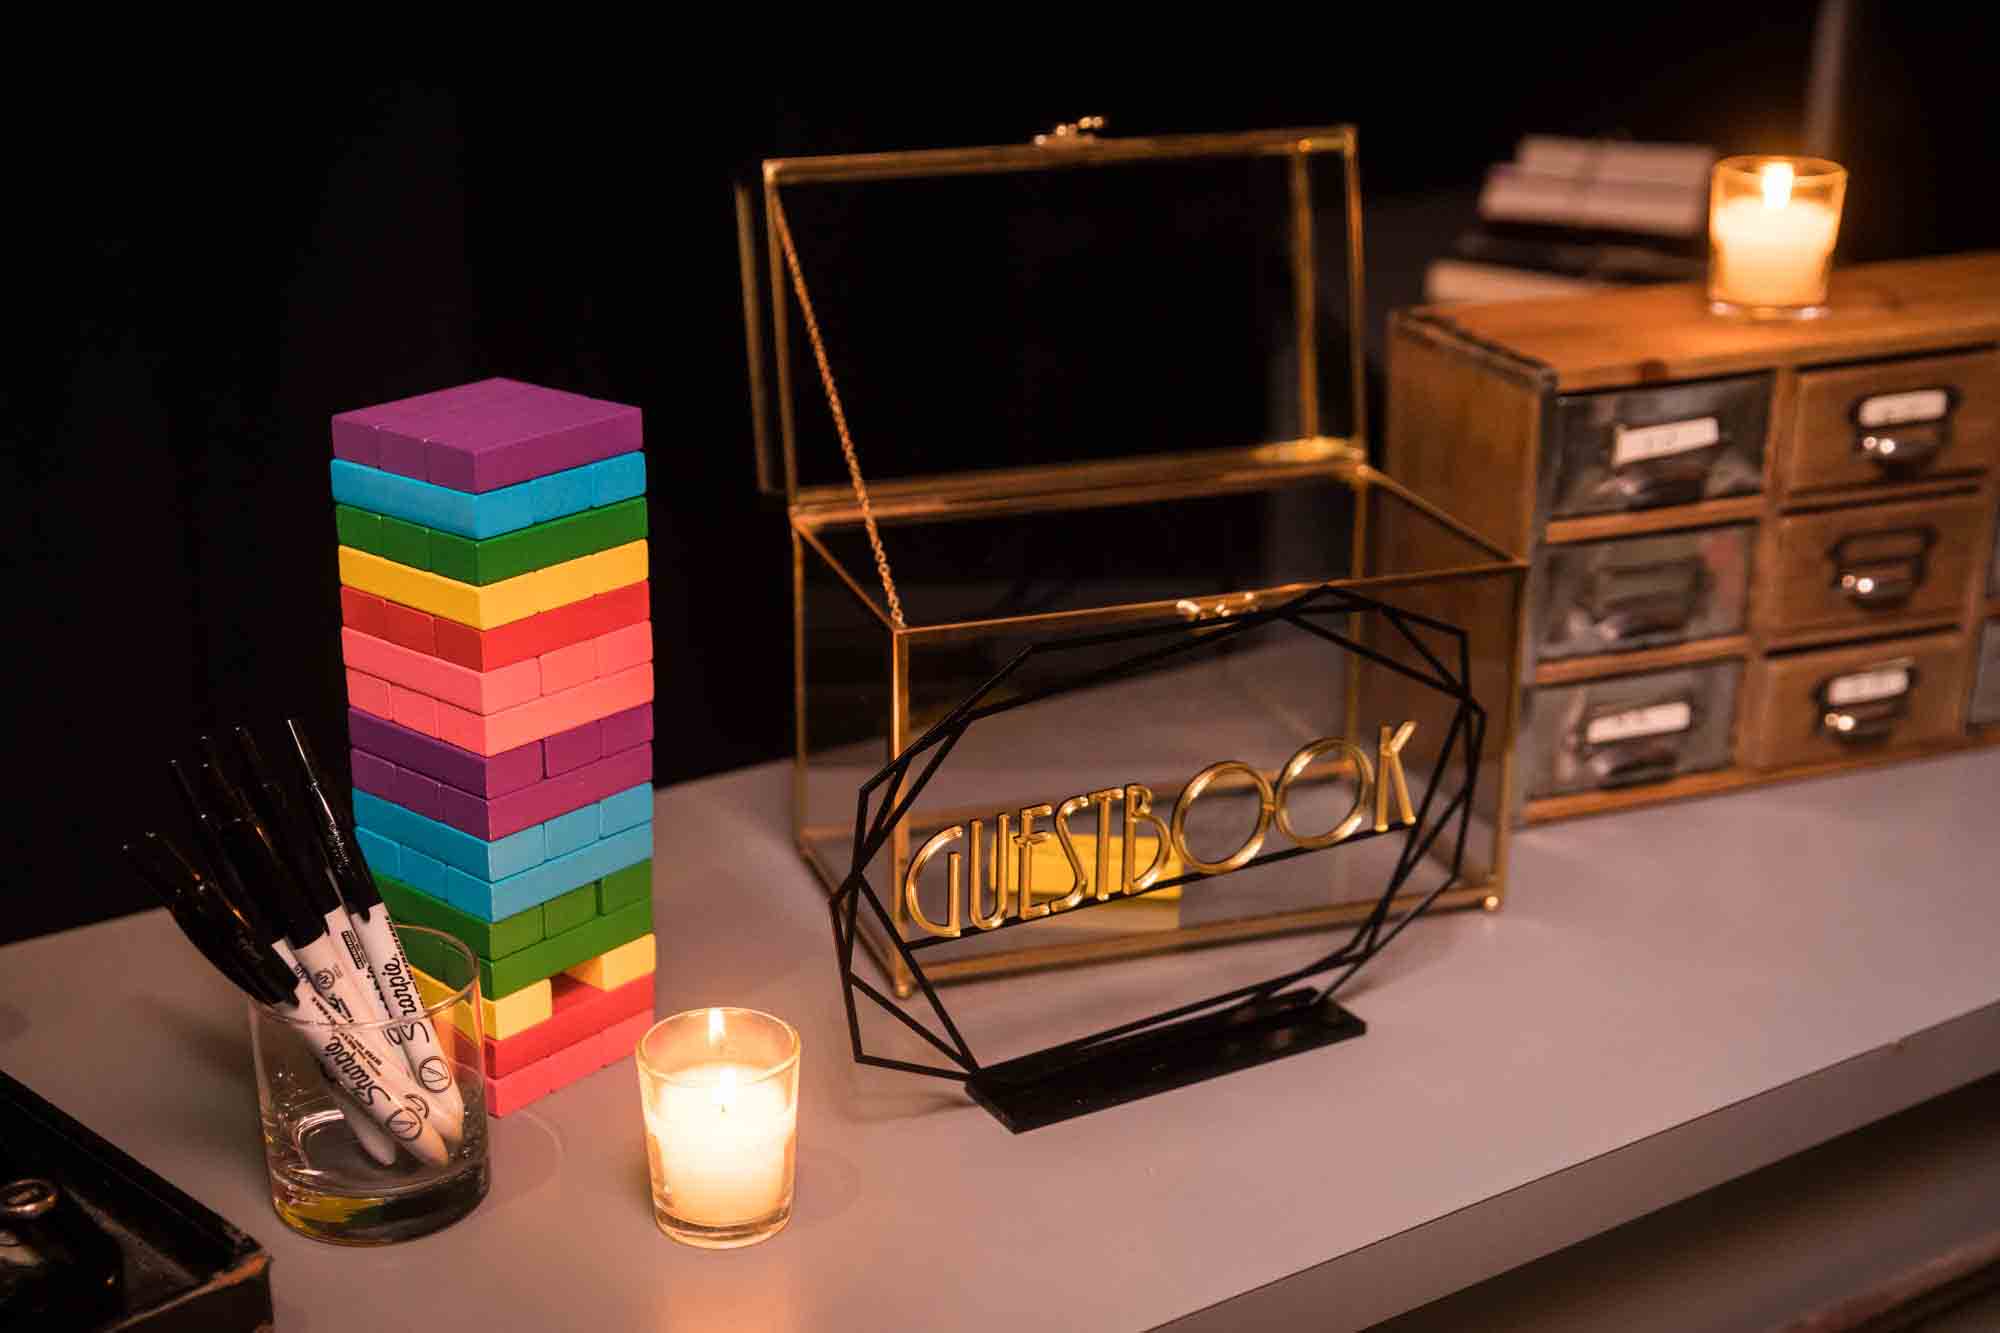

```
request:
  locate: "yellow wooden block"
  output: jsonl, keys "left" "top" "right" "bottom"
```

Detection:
{"left": 412, "top": 965, "right": 552, "bottom": 1040}
{"left": 531, "top": 539, "right": 648, "bottom": 616}
{"left": 564, "top": 932, "right": 657, "bottom": 990}
{"left": 338, "top": 544, "right": 636, "bottom": 631}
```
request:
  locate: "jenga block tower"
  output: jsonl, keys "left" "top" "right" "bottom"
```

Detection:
{"left": 330, "top": 379, "right": 657, "bottom": 1115}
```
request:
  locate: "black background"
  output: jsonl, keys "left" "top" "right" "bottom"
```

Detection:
{"left": 15, "top": 9, "right": 1996, "bottom": 944}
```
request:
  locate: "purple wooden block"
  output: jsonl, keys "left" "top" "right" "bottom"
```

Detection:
{"left": 393, "top": 767, "right": 445, "bottom": 822}
{"left": 541, "top": 719, "right": 601, "bottom": 778}
{"left": 329, "top": 378, "right": 640, "bottom": 494}
{"left": 598, "top": 703, "right": 654, "bottom": 757}
{"left": 425, "top": 383, "right": 642, "bottom": 494}
{"left": 435, "top": 782, "right": 491, "bottom": 840}
{"left": 331, "top": 380, "right": 512, "bottom": 472}
{"left": 438, "top": 744, "right": 656, "bottom": 841}
{"left": 347, "top": 708, "right": 542, "bottom": 798}
{"left": 350, "top": 749, "right": 399, "bottom": 802}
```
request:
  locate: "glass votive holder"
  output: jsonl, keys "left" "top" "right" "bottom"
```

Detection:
{"left": 1708, "top": 154, "right": 1847, "bottom": 320}
{"left": 636, "top": 1007, "right": 801, "bottom": 1249}
{"left": 247, "top": 925, "right": 489, "bottom": 1245}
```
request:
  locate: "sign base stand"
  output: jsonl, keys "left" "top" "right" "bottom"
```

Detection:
{"left": 965, "top": 988, "right": 1365, "bottom": 1133}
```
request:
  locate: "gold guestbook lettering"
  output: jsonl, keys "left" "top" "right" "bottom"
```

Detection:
{"left": 903, "top": 724, "right": 1418, "bottom": 939}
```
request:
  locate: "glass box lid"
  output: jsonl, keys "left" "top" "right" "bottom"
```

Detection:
{"left": 737, "top": 123, "right": 1368, "bottom": 511}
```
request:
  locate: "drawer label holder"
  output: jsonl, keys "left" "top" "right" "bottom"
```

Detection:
{"left": 1855, "top": 388, "right": 1952, "bottom": 429}
{"left": 1611, "top": 416, "right": 1721, "bottom": 468}
{"left": 1583, "top": 699, "right": 1694, "bottom": 746}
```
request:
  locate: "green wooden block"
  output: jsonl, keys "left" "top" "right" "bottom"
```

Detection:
{"left": 399, "top": 923, "right": 444, "bottom": 980}
{"left": 334, "top": 504, "right": 383, "bottom": 552}
{"left": 483, "top": 896, "right": 654, "bottom": 998}
{"left": 428, "top": 529, "right": 479, "bottom": 584}
{"left": 378, "top": 874, "right": 544, "bottom": 962}
{"left": 377, "top": 515, "right": 432, "bottom": 570}
{"left": 542, "top": 881, "right": 599, "bottom": 937}
{"left": 598, "top": 859, "right": 652, "bottom": 913}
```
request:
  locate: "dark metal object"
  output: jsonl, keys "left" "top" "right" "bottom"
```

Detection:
{"left": 0, "top": 1070, "right": 271, "bottom": 1332}
{"left": 829, "top": 584, "right": 1484, "bottom": 1132}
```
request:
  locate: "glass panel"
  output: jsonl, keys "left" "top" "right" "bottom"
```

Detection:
{"left": 769, "top": 147, "right": 1358, "bottom": 490}
{"left": 800, "top": 476, "right": 1518, "bottom": 999}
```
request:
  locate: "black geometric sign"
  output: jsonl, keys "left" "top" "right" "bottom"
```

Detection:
{"left": 831, "top": 584, "right": 1485, "bottom": 1131}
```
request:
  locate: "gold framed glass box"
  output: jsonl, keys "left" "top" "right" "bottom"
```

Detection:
{"left": 736, "top": 125, "right": 1526, "bottom": 996}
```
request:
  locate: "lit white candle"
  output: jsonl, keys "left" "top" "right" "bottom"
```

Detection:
{"left": 1708, "top": 158, "right": 1844, "bottom": 313}
{"left": 646, "top": 1059, "right": 797, "bottom": 1226}
{"left": 637, "top": 1007, "right": 801, "bottom": 1244}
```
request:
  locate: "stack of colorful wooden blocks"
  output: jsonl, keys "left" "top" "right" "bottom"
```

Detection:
{"left": 327, "top": 379, "right": 657, "bottom": 1115}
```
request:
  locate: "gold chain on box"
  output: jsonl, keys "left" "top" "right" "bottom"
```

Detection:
{"left": 770, "top": 195, "right": 907, "bottom": 629}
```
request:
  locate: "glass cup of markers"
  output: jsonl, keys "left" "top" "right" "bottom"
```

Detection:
{"left": 248, "top": 925, "right": 489, "bottom": 1244}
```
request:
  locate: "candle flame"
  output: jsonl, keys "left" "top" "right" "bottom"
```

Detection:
{"left": 1761, "top": 161, "right": 1795, "bottom": 210}
{"left": 714, "top": 1063, "right": 736, "bottom": 1113}
{"left": 708, "top": 1007, "right": 724, "bottom": 1045}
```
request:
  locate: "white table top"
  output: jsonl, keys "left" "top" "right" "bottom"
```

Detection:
{"left": 4, "top": 752, "right": 1997, "bottom": 1332}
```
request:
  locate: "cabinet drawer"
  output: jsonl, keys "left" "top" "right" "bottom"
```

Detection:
{"left": 1536, "top": 525, "right": 1752, "bottom": 661}
{"left": 1990, "top": 506, "right": 2000, "bottom": 597}
{"left": 1762, "top": 493, "right": 1986, "bottom": 638}
{"left": 1743, "top": 632, "right": 1965, "bottom": 768}
{"left": 1523, "top": 662, "right": 1741, "bottom": 798}
{"left": 1974, "top": 622, "right": 2000, "bottom": 726}
{"left": 1784, "top": 349, "right": 2000, "bottom": 495}
{"left": 1547, "top": 375, "right": 1770, "bottom": 519}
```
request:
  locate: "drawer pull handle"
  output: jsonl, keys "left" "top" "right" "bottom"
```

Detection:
{"left": 1855, "top": 427, "right": 1947, "bottom": 472}
{"left": 1587, "top": 557, "right": 1704, "bottom": 641}
{"left": 1838, "top": 564, "right": 1916, "bottom": 605}
{"left": 1816, "top": 659, "right": 1917, "bottom": 743}
{"left": 1828, "top": 525, "right": 1936, "bottom": 609}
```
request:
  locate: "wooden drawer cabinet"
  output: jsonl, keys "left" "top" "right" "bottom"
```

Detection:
{"left": 1763, "top": 492, "right": 1987, "bottom": 640}
{"left": 1389, "top": 253, "right": 2000, "bottom": 823}
{"left": 1742, "top": 632, "right": 1966, "bottom": 769}
{"left": 1783, "top": 349, "right": 2000, "bottom": 496}
{"left": 1973, "top": 622, "right": 2000, "bottom": 726}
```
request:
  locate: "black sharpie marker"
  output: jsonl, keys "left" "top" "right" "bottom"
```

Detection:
{"left": 123, "top": 835, "right": 407, "bottom": 1165}
{"left": 287, "top": 720, "right": 465, "bottom": 1115}
{"left": 188, "top": 753, "right": 462, "bottom": 1148}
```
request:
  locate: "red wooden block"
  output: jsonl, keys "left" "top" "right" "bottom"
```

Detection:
{"left": 481, "top": 973, "right": 652, "bottom": 1078}
{"left": 590, "top": 1009, "right": 654, "bottom": 1070}
{"left": 380, "top": 599, "right": 438, "bottom": 655}
{"left": 340, "top": 586, "right": 390, "bottom": 640}
{"left": 485, "top": 1057, "right": 552, "bottom": 1117}
{"left": 432, "top": 615, "right": 485, "bottom": 672}
{"left": 439, "top": 580, "right": 652, "bottom": 673}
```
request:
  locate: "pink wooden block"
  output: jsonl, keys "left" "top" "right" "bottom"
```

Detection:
{"left": 342, "top": 627, "right": 541, "bottom": 716}
{"left": 537, "top": 636, "right": 598, "bottom": 696}
{"left": 346, "top": 669, "right": 393, "bottom": 719}
{"left": 381, "top": 663, "right": 658, "bottom": 758}
{"left": 391, "top": 684, "right": 440, "bottom": 737}
{"left": 433, "top": 698, "right": 485, "bottom": 754}
{"left": 597, "top": 620, "right": 653, "bottom": 676}
{"left": 480, "top": 663, "right": 656, "bottom": 757}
